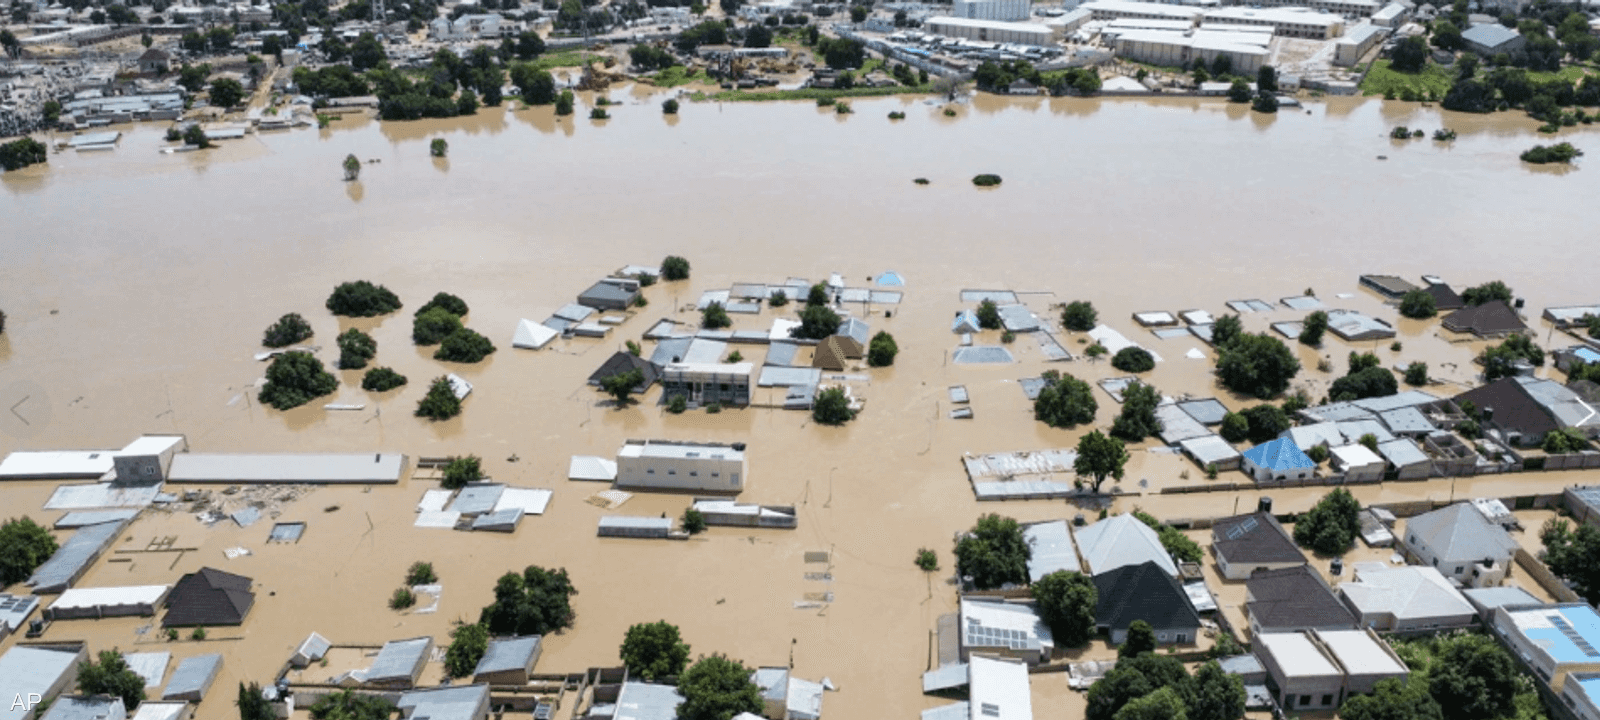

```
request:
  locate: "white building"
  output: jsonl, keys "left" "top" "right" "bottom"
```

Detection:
{"left": 1250, "top": 0, "right": 1378, "bottom": 15}
{"left": 1255, "top": 629, "right": 1407, "bottom": 713}
{"left": 1335, "top": 23, "right": 1389, "bottom": 65}
{"left": 1401, "top": 503, "right": 1519, "bottom": 588}
{"left": 1329, "top": 443, "right": 1385, "bottom": 482}
{"left": 1079, "top": 0, "right": 1204, "bottom": 23}
{"left": 615, "top": 440, "right": 746, "bottom": 493}
{"left": 1200, "top": 6, "right": 1345, "bottom": 38}
{"left": 660, "top": 362, "right": 753, "bottom": 407}
{"left": 959, "top": 598, "right": 1054, "bottom": 665}
{"left": 1371, "top": 2, "right": 1408, "bottom": 26}
{"left": 1336, "top": 564, "right": 1476, "bottom": 632}
{"left": 1495, "top": 603, "right": 1600, "bottom": 720}
{"left": 924, "top": 16, "right": 1060, "bottom": 44}
{"left": 952, "top": 0, "right": 1031, "bottom": 21}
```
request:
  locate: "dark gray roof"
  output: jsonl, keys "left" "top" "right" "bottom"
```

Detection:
{"left": 578, "top": 281, "right": 638, "bottom": 307}
{"left": 474, "top": 636, "right": 541, "bottom": 676}
{"left": 1093, "top": 561, "right": 1202, "bottom": 634}
{"left": 1178, "top": 399, "right": 1229, "bottom": 425}
{"left": 1441, "top": 300, "right": 1526, "bottom": 336}
{"left": 1455, "top": 377, "right": 1560, "bottom": 438}
{"left": 587, "top": 352, "right": 658, "bottom": 391}
{"left": 650, "top": 337, "right": 693, "bottom": 367}
{"left": 1246, "top": 566, "right": 1356, "bottom": 631}
{"left": 447, "top": 483, "right": 506, "bottom": 516}
{"left": 1212, "top": 512, "right": 1305, "bottom": 566}
{"left": 162, "top": 567, "right": 253, "bottom": 627}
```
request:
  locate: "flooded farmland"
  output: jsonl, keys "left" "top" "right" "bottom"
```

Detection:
{"left": 2, "top": 90, "right": 1599, "bottom": 719}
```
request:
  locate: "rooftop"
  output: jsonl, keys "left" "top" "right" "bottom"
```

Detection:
{"left": 614, "top": 682, "right": 685, "bottom": 720}
{"left": 1093, "top": 561, "right": 1202, "bottom": 634}
{"left": 166, "top": 453, "right": 405, "bottom": 484}
{"left": 1501, "top": 604, "right": 1600, "bottom": 665}
{"left": 1316, "top": 629, "right": 1406, "bottom": 675}
{"left": 1023, "top": 520, "right": 1081, "bottom": 581}
{"left": 474, "top": 636, "right": 541, "bottom": 676}
{"left": 1404, "top": 503, "right": 1519, "bottom": 562}
{"left": 1212, "top": 512, "right": 1304, "bottom": 565}
{"left": 1461, "top": 22, "right": 1519, "bottom": 47}
{"left": 162, "top": 653, "right": 222, "bottom": 699}
{"left": 1257, "top": 632, "right": 1340, "bottom": 678}
{"left": 1242, "top": 437, "right": 1315, "bottom": 472}
{"left": 619, "top": 439, "right": 744, "bottom": 461}
{"left": 397, "top": 684, "right": 488, "bottom": 720}
{"left": 367, "top": 637, "right": 432, "bottom": 683}
{"left": 1074, "top": 514, "right": 1178, "bottom": 577}
{"left": 968, "top": 655, "right": 1034, "bottom": 720}
{"left": 961, "top": 598, "right": 1053, "bottom": 654}
{"left": 1247, "top": 566, "right": 1357, "bottom": 631}
{"left": 1338, "top": 565, "right": 1474, "bottom": 622}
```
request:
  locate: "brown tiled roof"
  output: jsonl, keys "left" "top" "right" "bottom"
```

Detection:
{"left": 812, "top": 337, "right": 847, "bottom": 371}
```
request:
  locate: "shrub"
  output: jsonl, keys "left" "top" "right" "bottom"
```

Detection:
{"left": 705, "top": 402, "right": 721, "bottom": 414}
{"left": 1399, "top": 289, "right": 1437, "bottom": 319}
{"left": 413, "top": 307, "right": 464, "bottom": 345}
{"left": 812, "top": 386, "right": 855, "bottom": 425}
{"left": 1405, "top": 361, "right": 1428, "bottom": 386}
{"left": 415, "top": 292, "right": 469, "bottom": 318}
{"left": 1307, "top": 444, "right": 1329, "bottom": 463}
{"left": 1001, "top": 330, "right": 1015, "bottom": 344}
{"left": 555, "top": 90, "right": 574, "bottom": 116}
{"left": 1085, "top": 343, "right": 1107, "bottom": 358}
{"left": 443, "top": 623, "right": 488, "bottom": 678}
{"left": 326, "top": 281, "right": 402, "bottom": 317}
{"left": 590, "top": 108, "right": 610, "bottom": 120}
{"left": 416, "top": 376, "right": 463, "bottom": 420}
{"left": 389, "top": 588, "right": 416, "bottom": 610}
{"left": 976, "top": 300, "right": 1002, "bottom": 330}
{"left": 702, "top": 302, "right": 732, "bottom": 329}
{"left": 262, "top": 313, "right": 313, "bottom": 348}
{"left": 434, "top": 328, "right": 496, "bottom": 363}
{"left": 1521, "top": 142, "right": 1582, "bottom": 164}
{"left": 663, "top": 98, "right": 679, "bottom": 114}
{"left": 191, "top": 627, "right": 207, "bottom": 640}
{"left": 336, "top": 328, "right": 377, "bottom": 370}
{"left": 972, "top": 174, "right": 1002, "bottom": 187}
{"left": 888, "top": 111, "right": 905, "bottom": 119}
{"left": 361, "top": 367, "right": 407, "bottom": 391}
{"left": 406, "top": 561, "right": 437, "bottom": 586}
{"left": 868, "top": 331, "right": 898, "bottom": 367}
{"left": 1299, "top": 311, "right": 1328, "bottom": 346}
{"left": 835, "top": 101, "right": 852, "bottom": 114}
{"left": 636, "top": 272, "right": 657, "bottom": 288}
{"left": 816, "top": 97, "right": 836, "bottom": 107}
{"left": 1061, "top": 301, "right": 1097, "bottom": 331}
{"left": 1110, "top": 347, "right": 1155, "bottom": 373}
{"left": 915, "top": 548, "right": 938, "bottom": 571}
{"left": 682, "top": 508, "right": 707, "bottom": 534}
{"left": 914, "top": 177, "right": 929, "bottom": 185}
{"left": 258, "top": 352, "right": 338, "bottom": 410}
{"left": 441, "top": 455, "right": 483, "bottom": 490}
{"left": 667, "top": 395, "right": 687, "bottom": 414}
{"left": 661, "top": 255, "right": 691, "bottom": 281}
{"left": 430, "top": 138, "right": 448, "bottom": 157}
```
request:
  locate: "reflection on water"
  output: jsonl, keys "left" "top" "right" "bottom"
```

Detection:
{"left": 345, "top": 179, "right": 364, "bottom": 202}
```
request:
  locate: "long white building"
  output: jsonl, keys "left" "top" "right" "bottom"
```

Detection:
{"left": 1112, "top": 29, "right": 1267, "bottom": 72}
{"left": 1246, "top": 0, "right": 1378, "bottom": 17}
{"left": 615, "top": 440, "right": 747, "bottom": 493}
{"left": 1079, "top": 0, "right": 1204, "bottom": 23}
{"left": 924, "top": 16, "right": 1060, "bottom": 44}
{"left": 952, "top": 0, "right": 1032, "bottom": 21}
{"left": 1202, "top": 6, "right": 1344, "bottom": 38}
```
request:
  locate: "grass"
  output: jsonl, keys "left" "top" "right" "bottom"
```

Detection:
{"left": 531, "top": 51, "right": 601, "bottom": 71}
{"left": 1525, "top": 65, "right": 1596, "bottom": 84}
{"left": 1360, "top": 60, "right": 1456, "bottom": 98}
{"left": 702, "top": 85, "right": 929, "bottom": 102}
{"left": 855, "top": 58, "right": 884, "bottom": 76}
{"left": 645, "top": 65, "right": 715, "bottom": 88}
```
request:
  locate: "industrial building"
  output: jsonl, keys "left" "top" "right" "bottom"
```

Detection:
{"left": 924, "top": 16, "right": 1060, "bottom": 45}
{"left": 615, "top": 439, "right": 746, "bottom": 493}
{"left": 1201, "top": 7, "right": 1344, "bottom": 38}
{"left": 1251, "top": 0, "right": 1378, "bottom": 16}
{"left": 952, "top": 0, "right": 1031, "bottom": 21}
{"left": 1080, "top": 0, "right": 1204, "bottom": 22}
{"left": 1112, "top": 31, "right": 1268, "bottom": 74}
{"left": 1335, "top": 23, "right": 1389, "bottom": 65}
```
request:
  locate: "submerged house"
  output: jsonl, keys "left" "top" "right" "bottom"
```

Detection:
{"left": 1400, "top": 503, "right": 1518, "bottom": 588}
{"left": 162, "top": 568, "right": 254, "bottom": 627}
{"left": 1093, "top": 561, "right": 1202, "bottom": 645}
{"left": 615, "top": 439, "right": 746, "bottom": 493}
{"left": 1241, "top": 438, "right": 1316, "bottom": 483}
{"left": 587, "top": 352, "right": 659, "bottom": 393}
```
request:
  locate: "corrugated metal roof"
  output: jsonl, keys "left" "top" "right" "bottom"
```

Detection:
{"left": 599, "top": 516, "right": 672, "bottom": 530}
{"left": 764, "top": 341, "right": 800, "bottom": 367}
{"left": 471, "top": 509, "right": 522, "bottom": 532}
{"left": 568, "top": 456, "right": 617, "bottom": 481}
{"left": 614, "top": 683, "right": 684, "bottom": 720}
{"left": 494, "top": 488, "right": 552, "bottom": 516}
{"left": 951, "top": 346, "right": 1015, "bottom": 364}
{"left": 367, "top": 638, "right": 430, "bottom": 683}
{"left": 921, "top": 664, "right": 969, "bottom": 693}
{"left": 29, "top": 519, "right": 127, "bottom": 592}
{"left": 0, "top": 646, "right": 83, "bottom": 720}
{"left": 475, "top": 636, "right": 540, "bottom": 675}
{"left": 1075, "top": 515, "right": 1177, "bottom": 576}
{"left": 1024, "top": 520, "right": 1080, "bottom": 581}
{"left": 758, "top": 366, "right": 821, "bottom": 388}
{"left": 1177, "top": 399, "right": 1228, "bottom": 425}
{"left": 124, "top": 651, "right": 170, "bottom": 687}
{"left": 1157, "top": 404, "right": 1211, "bottom": 444}
{"left": 127, "top": 702, "right": 187, "bottom": 720}
{"left": 0, "top": 451, "right": 116, "bottom": 479}
{"left": 44, "top": 483, "right": 162, "bottom": 510}
{"left": 55, "top": 509, "right": 139, "bottom": 528}
{"left": 162, "top": 654, "right": 222, "bottom": 699}
{"left": 553, "top": 304, "right": 595, "bottom": 322}
{"left": 398, "top": 684, "right": 488, "bottom": 720}
{"left": 447, "top": 484, "right": 506, "bottom": 515}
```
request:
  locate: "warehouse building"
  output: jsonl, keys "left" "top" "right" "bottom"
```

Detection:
{"left": 1252, "top": 0, "right": 1378, "bottom": 16}
{"left": 1080, "top": 0, "right": 1204, "bottom": 23}
{"left": 1201, "top": 7, "right": 1345, "bottom": 38}
{"left": 924, "top": 16, "right": 1060, "bottom": 45}
{"left": 1112, "top": 30, "right": 1268, "bottom": 73}
{"left": 1335, "top": 23, "right": 1389, "bottom": 65}
{"left": 952, "top": 0, "right": 1031, "bottom": 21}
{"left": 615, "top": 439, "right": 746, "bottom": 493}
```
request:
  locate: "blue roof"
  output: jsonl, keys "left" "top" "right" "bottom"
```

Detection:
{"left": 1242, "top": 437, "right": 1315, "bottom": 471}
{"left": 1462, "top": 23, "right": 1519, "bottom": 48}
{"left": 1576, "top": 347, "right": 1600, "bottom": 364}
{"left": 1519, "top": 605, "right": 1600, "bottom": 664}
{"left": 876, "top": 271, "right": 905, "bottom": 286}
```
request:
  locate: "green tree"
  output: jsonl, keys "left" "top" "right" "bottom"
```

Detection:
{"left": 416, "top": 376, "right": 464, "bottom": 420}
{"left": 955, "top": 514, "right": 1030, "bottom": 589}
{"left": 661, "top": 255, "right": 691, "bottom": 281}
{"left": 1330, "top": 366, "right": 1398, "bottom": 402}
{"left": 262, "top": 312, "right": 313, "bottom": 348}
{"left": 0, "top": 516, "right": 58, "bottom": 587}
{"left": 1399, "top": 289, "right": 1437, "bottom": 319}
{"left": 1075, "top": 430, "right": 1129, "bottom": 493}
{"left": 1219, "top": 412, "right": 1249, "bottom": 443}
{"left": 350, "top": 32, "right": 386, "bottom": 70}
{"left": 413, "top": 307, "right": 464, "bottom": 345}
{"left": 620, "top": 620, "right": 692, "bottom": 681}
{"left": 1111, "top": 347, "right": 1155, "bottom": 373}
{"left": 1034, "top": 570, "right": 1098, "bottom": 648}
{"left": 555, "top": 90, "right": 574, "bottom": 116}
{"left": 602, "top": 369, "right": 645, "bottom": 406}
{"left": 1062, "top": 300, "right": 1098, "bottom": 331}
{"left": 478, "top": 565, "right": 578, "bottom": 636}
{"left": 336, "top": 328, "right": 376, "bottom": 370}
{"left": 42, "top": 99, "right": 62, "bottom": 125}
{"left": 435, "top": 328, "right": 496, "bottom": 363}
{"left": 1340, "top": 677, "right": 1442, "bottom": 720}
{"left": 1544, "top": 428, "right": 1588, "bottom": 454}
{"left": 1227, "top": 78, "right": 1251, "bottom": 103}
{"left": 663, "top": 98, "right": 680, "bottom": 114}
{"left": 1086, "top": 654, "right": 1190, "bottom": 720}
{"left": 361, "top": 367, "right": 408, "bottom": 392}
{"left": 677, "top": 654, "right": 763, "bottom": 720}
{"left": 1240, "top": 404, "right": 1291, "bottom": 444}
{"left": 258, "top": 351, "right": 337, "bottom": 410}
{"left": 1461, "top": 280, "right": 1512, "bottom": 306}
{"left": 701, "top": 301, "right": 731, "bottom": 329}
{"left": 183, "top": 124, "right": 211, "bottom": 148}
{"left": 441, "top": 455, "right": 483, "bottom": 490}
{"left": 430, "top": 138, "right": 448, "bottom": 157}
{"left": 1405, "top": 361, "right": 1428, "bottom": 386}
{"left": 681, "top": 507, "right": 706, "bottom": 534}
{"left": 238, "top": 682, "right": 274, "bottom": 720}
{"left": 1120, "top": 620, "right": 1157, "bottom": 658}
{"left": 792, "top": 304, "right": 842, "bottom": 340}
{"left": 510, "top": 63, "right": 556, "bottom": 104}
{"left": 416, "top": 294, "right": 470, "bottom": 320}
{"left": 1390, "top": 35, "right": 1429, "bottom": 72}
{"left": 1428, "top": 634, "right": 1518, "bottom": 720}
{"left": 0, "top": 30, "right": 19, "bottom": 59}
{"left": 1185, "top": 660, "right": 1247, "bottom": 720}
{"left": 1432, "top": 19, "right": 1463, "bottom": 50}
{"left": 867, "top": 331, "right": 898, "bottom": 367}
{"left": 1544, "top": 518, "right": 1600, "bottom": 604}
{"left": 443, "top": 622, "right": 489, "bottom": 678}
{"left": 1292, "top": 488, "right": 1361, "bottom": 555}
{"left": 209, "top": 77, "right": 245, "bottom": 108}
{"left": 915, "top": 548, "right": 938, "bottom": 571}
{"left": 1257, "top": 64, "right": 1278, "bottom": 93}
{"left": 1481, "top": 334, "right": 1545, "bottom": 381}
{"left": 1216, "top": 333, "right": 1300, "bottom": 399}
{"left": 406, "top": 561, "right": 437, "bottom": 585}
{"left": 1251, "top": 92, "right": 1279, "bottom": 114}
{"left": 1299, "top": 311, "right": 1328, "bottom": 346}
{"left": 343, "top": 153, "right": 361, "bottom": 181}
{"left": 976, "top": 299, "right": 1003, "bottom": 330}
{"left": 1111, "top": 381, "right": 1162, "bottom": 442}
{"left": 812, "top": 386, "right": 855, "bottom": 425}
{"left": 1034, "top": 370, "right": 1097, "bottom": 428}
{"left": 326, "top": 281, "right": 401, "bottom": 316}
{"left": 1210, "top": 314, "right": 1242, "bottom": 348}
{"left": 77, "top": 650, "right": 145, "bottom": 710}
{"left": 309, "top": 689, "right": 394, "bottom": 720}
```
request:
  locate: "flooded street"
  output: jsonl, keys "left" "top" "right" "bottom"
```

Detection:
{"left": 2, "top": 90, "right": 1600, "bottom": 718}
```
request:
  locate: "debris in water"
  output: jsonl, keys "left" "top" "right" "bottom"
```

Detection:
{"left": 324, "top": 505, "right": 340, "bottom": 513}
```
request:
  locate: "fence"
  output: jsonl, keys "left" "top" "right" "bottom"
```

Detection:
{"left": 1513, "top": 548, "right": 1581, "bottom": 604}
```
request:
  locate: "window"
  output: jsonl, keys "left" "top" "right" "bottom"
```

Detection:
{"left": 646, "top": 469, "right": 655, "bottom": 474}
{"left": 1432, "top": 558, "right": 1439, "bottom": 567}
{"left": 711, "top": 473, "right": 720, "bottom": 477}
{"left": 689, "top": 471, "right": 698, "bottom": 477}
{"left": 1300, "top": 695, "right": 1311, "bottom": 707}
{"left": 1455, "top": 566, "right": 1464, "bottom": 575}
{"left": 1321, "top": 695, "right": 1333, "bottom": 707}
{"left": 668, "top": 470, "right": 676, "bottom": 475}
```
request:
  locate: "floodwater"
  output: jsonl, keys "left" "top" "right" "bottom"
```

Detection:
{"left": 3, "top": 89, "right": 1600, "bottom": 719}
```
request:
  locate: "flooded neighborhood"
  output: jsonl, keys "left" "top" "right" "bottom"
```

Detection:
{"left": 5, "top": 0, "right": 1600, "bottom": 716}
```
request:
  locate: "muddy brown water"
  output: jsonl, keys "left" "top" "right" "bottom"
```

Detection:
{"left": 2, "top": 90, "right": 1599, "bottom": 719}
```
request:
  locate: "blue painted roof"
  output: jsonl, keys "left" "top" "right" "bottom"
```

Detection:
{"left": 876, "top": 271, "right": 905, "bottom": 286}
{"left": 1242, "top": 437, "right": 1315, "bottom": 471}
{"left": 1519, "top": 605, "right": 1600, "bottom": 664}
{"left": 1577, "top": 347, "right": 1600, "bottom": 364}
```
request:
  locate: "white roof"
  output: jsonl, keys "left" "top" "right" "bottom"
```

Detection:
{"left": 167, "top": 453, "right": 405, "bottom": 483}
{"left": 417, "top": 489, "right": 453, "bottom": 513}
{"left": 662, "top": 362, "right": 754, "bottom": 376}
{"left": 1073, "top": 514, "right": 1178, "bottom": 576}
{"left": 1339, "top": 565, "right": 1473, "bottom": 622}
{"left": 447, "top": 373, "right": 473, "bottom": 400}
{"left": 51, "top": 585, "right": 169, "bottom": 610}
{"left": 1257, "top": 633, "right": 1340, "bottom": 678}
{"left": 769, "top": 318, "right": 801, "bottom": 341}
{"left": 0, "top": 451, "right": 115, "bottom": 478}
{"left": 512, "top": 319, "right": 558, "bottom": 349}
{"left": 1203, "top": 6, "right": 1342, "bottom": 24}
{"left": 122, "top": 651, "right": 170, "bottom": 687}
{"left": 1330, "top": 443, "right": 1384, "bottom": 468}
{"left": 1315, "top": 630, "right": 1407, "bottom": 675}
{"left": 1024, "top": 520, "right": 1081, "bottom": 581}
{"left": 968, "top": 656, "right": 1034, "bottom": 720}
{"left": 128, "top": 702, "right": 188, "bottom": 720}
{"left": 1087, "top": 325, "right": 1162, "bottom": 362}
{"left": 493, "top": 487, "right": 552, "bottom": 515}
{"left": 1081, "top": 0, "right": 1204, "bottom": 17}
{"left": 118, "top": 435, "right": 185, "bottom": 456}
{"left": 619, "top": 441, "right": 744, "bottom": 462}
{"left": 569, "top": 455, "right": 618, "bottom": 481}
